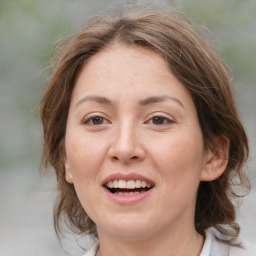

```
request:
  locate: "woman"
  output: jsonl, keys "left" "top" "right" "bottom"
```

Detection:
{"left": 40, "top": 7, "right": 253, "bottom": 256}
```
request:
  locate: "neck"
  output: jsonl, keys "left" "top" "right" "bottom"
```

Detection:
{"left": 97, "top": 226, "right": 204, "bottom": 256}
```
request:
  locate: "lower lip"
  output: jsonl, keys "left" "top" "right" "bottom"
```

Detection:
{"left": 103, "top": 187, "right": 154, "bottom": 205}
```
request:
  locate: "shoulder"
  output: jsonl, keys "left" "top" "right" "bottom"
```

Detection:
{"left": 81, "top": 244, "right": 99, "bottom": 256}
{"left": 229, "top": 243, "right": 255, "bottom": 256}
{"left": 201, "top": 230, "right": 255, "bottom": 256}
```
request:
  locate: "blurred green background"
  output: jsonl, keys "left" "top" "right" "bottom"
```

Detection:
{"left": 0, "top": 0, "right": 255, "bottom": 255}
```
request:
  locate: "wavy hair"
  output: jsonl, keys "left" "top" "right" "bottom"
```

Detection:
{"left": 40, "top": 7, "right": 250, "bottom": 243}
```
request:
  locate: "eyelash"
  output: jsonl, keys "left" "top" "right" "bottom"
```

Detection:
{"left": 82, "top": 114, "right": 110, "bottom": 126}
{"left": 82, "top": 114, "right": 173, "bottom": 126}
{"left": 146, "top": 115, "right": 174, "bottom": 126}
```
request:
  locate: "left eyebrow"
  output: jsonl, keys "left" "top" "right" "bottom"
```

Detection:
{"left": 139, "top": 95, "right": 184, "bottom": 109}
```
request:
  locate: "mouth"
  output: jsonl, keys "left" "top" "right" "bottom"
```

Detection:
{"left": 104, "top": 179, "right": 155, "bottom": 195}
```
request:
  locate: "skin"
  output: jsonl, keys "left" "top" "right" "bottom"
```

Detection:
{"left": 64, "top": 45, "right": 229, "bottom": 256}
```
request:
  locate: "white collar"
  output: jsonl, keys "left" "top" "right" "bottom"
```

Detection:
{"left": 200, "top": 230, "right": 213, "bottom": 256}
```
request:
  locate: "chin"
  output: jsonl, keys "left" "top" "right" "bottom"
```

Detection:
{"left": 97, "top": 213, "right": 157, "bottom": 241}
{"left": 107, "top": 226, "right": 153, "bottom": 241}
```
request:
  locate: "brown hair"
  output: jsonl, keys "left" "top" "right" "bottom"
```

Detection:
{"left": 40, "top": 7, "right": 250, "bottom": 242}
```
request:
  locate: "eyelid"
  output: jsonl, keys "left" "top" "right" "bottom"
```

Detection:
{"left": 81, "top": 112, "right": 111, "bottom": 125}
{"left": 144, "top": 112, "right": 175, "bottom": 125}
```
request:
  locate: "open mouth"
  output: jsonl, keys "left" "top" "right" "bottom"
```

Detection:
{"left": 104, "top": 180, "right": 154, "bottom": 195}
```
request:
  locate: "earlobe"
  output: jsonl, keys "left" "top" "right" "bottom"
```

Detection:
{"left": 200, "top": 135, "right": 230, "bottom": 181}
{"left": 64, "top": 158, "right": 73, "bottom": 184}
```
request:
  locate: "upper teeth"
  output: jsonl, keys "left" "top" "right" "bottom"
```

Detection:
{"left": 106, "top": 180, "right": 152, "bottom": 189}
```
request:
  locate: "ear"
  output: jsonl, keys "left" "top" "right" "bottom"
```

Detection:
{"left": 64, "top": 157, "right": 73, "bottom": 184}
{"left": 200, "top": 135, "right": 230, "bottom": 181}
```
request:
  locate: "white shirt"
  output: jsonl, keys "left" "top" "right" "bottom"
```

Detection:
{"left": 82, "top": 230, "right": 254, "bottom": 256}
{"left": 200, "top": 230, "right": 253, "bottom": 256}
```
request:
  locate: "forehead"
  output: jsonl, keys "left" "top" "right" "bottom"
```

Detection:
{"left": 76, "top": 45, "right": 175, "bottom": 88}
{"left": 71, "top": 44, "right": 194, "bottom": 111}
{"left": 80, "top": 45, "right": 170, "bottom": 81}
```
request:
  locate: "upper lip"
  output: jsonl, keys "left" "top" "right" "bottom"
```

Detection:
{"left": 101, "top": 173, "right": 155, "bottom": 186}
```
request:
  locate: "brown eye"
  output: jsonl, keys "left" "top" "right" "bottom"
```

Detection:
{"left": 150, "top": 116, "right": 173, "bottom": 125}
{"left": 91, "top": 116, "right": 104, "bottom": 125}
{"left": 146, "top": 115, "right": 174, "bottom": 126}
{"left": 83, "top": 115, "right": 108, "bottom": 125}
{"left": 152, "top": 116, "right": 166, "bottom": 125}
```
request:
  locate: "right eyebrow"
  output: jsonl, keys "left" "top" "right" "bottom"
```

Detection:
{"left": 75, "top": 95, "right": 112, "bottom": 108}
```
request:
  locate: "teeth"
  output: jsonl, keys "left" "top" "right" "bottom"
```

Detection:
{"left": 113, "top": 180, "right": 118, "bottom": 188}
{"left": 118, "top": 180, "right": 126, "bottom": 188}
{"left": 115, "top": 191, "right": 143, "bottom": 195}
{"left": 107, "top": 181, "right": 113, "bottom": 188}
{"left": 135, "top": 180, "right": 141, "bottom": 188}
{"left": 106, "top": 180, "right": 152, "bottom": 189}
{"left": 127, "top": 180, "right": 135, "bottom": 189}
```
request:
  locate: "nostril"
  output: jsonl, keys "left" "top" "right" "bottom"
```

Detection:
{"left": 111, "top": 155, "right": 138, "bottom": 161}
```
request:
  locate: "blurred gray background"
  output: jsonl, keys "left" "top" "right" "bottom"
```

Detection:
{"left": 0, "top": 0, "right": 255, "bottom": 255}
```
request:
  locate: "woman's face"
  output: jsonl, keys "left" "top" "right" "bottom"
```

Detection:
{"left": 64, "top": 45, "right": 209, "bottom": 241}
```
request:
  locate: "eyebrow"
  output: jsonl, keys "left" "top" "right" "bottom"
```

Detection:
{"left": 75, "top": 95, "right": 112, "bottom": 108}
{"left": 139, "top": 95, "right": 184, "bottom": 108}
{"left": 75, "top": 95, "right": 184, "bottom": 109}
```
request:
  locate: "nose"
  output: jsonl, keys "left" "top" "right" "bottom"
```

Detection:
{"left": 108, "top": 122, "right": 145, "bottom": 164}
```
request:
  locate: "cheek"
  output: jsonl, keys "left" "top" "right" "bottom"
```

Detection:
{"left": 65, "top": 137, "right": 103, "bottom": 215}
{"left": 152, "top": 135, "right": 205, "bottom": 214}
{"left": 65, "top": 135, "right": 104, "bottom": 179}
{"left": 152, "top": 134, "right": 205, "bottom": 182}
